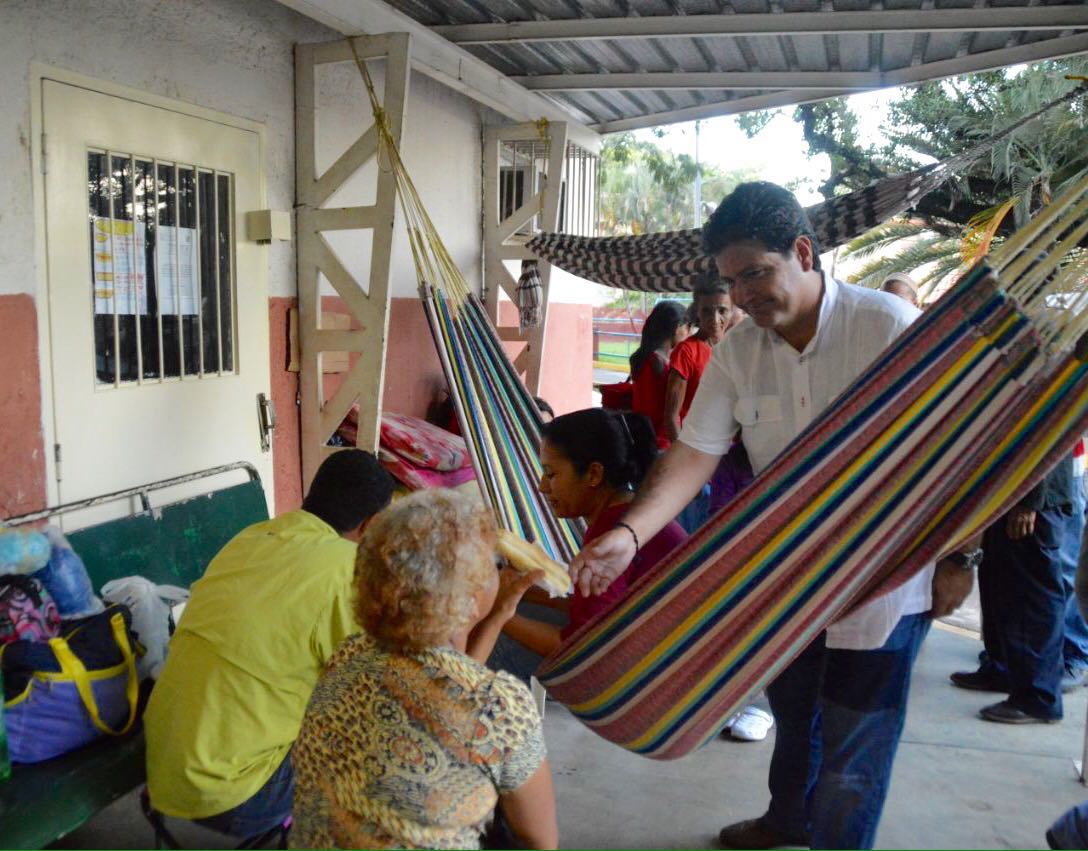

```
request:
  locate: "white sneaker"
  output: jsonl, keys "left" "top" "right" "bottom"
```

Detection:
{"left": 726, "top": 706, "right": 774, "bottom": 741}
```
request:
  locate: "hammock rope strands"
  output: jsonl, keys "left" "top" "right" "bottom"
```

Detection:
{"left": 349, "top": 45, "right": 581, "bottom": 564}
{"left": 535, "top": 172, "right": 1088, "bottom": 758}
{"left": 527, "top": 84, "right": 1087, "bottom": 294}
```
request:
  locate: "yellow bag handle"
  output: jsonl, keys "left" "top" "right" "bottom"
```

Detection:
{"left": 48, "top": 612, "right": 139, "bottom": 736}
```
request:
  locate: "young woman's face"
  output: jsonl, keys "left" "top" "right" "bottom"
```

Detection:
{"left": 538, "top": 438, "right": 599, "bottom": 519}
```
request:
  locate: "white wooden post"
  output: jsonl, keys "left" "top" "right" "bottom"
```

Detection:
{"left": 295, "top": 34, "right": 410, "bottom": 489}
{"left": 482, "top": 121, "right": 570, "bottom": 393}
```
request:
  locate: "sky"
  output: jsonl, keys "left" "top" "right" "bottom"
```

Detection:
{"left": 631, "top": 87, "right": 906, "bottom": 207}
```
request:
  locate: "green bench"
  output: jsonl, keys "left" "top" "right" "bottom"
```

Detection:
{"left": 0, "top": 463, "right": 268, "bottom": 850}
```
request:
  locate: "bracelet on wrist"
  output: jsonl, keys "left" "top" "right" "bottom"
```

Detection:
{"left": 615, "top": 521, "right": 640, "bottom": 554}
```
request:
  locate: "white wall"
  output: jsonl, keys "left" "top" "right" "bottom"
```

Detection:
{"left": 314, "top": 59, "right": 489, "bottom": 299}
{"left": 0, "top": 0, "right": 489, "bottom": 301}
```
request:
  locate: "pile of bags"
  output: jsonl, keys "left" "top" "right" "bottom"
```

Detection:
{"left": 0, "top": 527, "right": 186, "bottom": 764}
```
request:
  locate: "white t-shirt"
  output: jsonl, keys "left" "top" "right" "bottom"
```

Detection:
{"left": 680, "top": 273, "right": 933, "bottom": 650}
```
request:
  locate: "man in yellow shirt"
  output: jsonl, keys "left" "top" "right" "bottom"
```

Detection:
{"left": 145, "top": 449, "right": 394, "bottom": 838}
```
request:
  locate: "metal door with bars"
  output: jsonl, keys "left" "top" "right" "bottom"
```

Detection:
{"left": 42, "top": 79, "right": 273, "bottom": 523}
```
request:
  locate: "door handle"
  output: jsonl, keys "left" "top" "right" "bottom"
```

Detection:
{"left": 257, "top": 392, "right": 276, "bottom": 452}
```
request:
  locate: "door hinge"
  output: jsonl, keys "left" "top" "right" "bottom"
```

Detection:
{"left": 40, "top": 132, "right": 47, "bottom": 176}
{"left": 53, "top": 442, "right": 62, "bottom": 482}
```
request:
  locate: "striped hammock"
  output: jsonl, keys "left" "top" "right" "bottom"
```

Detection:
{"left": 536, "top": 183, "right": 1088, "bottom": 756}
{"left": 351, "top": 45, "right": 1088, "bottom": 757}
{"left": 527, "top": 84, "right": 1086, "bottom": 294}
{"left": 349, "top": 45, "right": 581, "bottom": 564}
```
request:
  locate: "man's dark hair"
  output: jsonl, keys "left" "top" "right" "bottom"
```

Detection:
{"left": 302, "top": 449, "right": 394, "bottom": 532}
{"left": 702, "top": 181, "right": 822, "bottom": 271}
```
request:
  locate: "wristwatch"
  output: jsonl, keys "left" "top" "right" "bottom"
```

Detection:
{"left": 945, "top": 547, "right": 984, "bottom": 571}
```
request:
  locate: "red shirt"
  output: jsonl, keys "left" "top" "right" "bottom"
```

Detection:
{"left": 668, "top": 337, "right": 713, "bottom": 425}
{"left": 562, "top": 502, "right": 687, "bottom": 640}
{"left": 631, "top": 352, "right": 671, "bottom": 450}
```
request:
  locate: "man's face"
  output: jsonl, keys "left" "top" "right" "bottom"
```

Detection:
{"left": 694, "top": 293, "right": 734, "bottom": 342}
{"left": 713, "top": 237, "right": 814, "bottom": 332}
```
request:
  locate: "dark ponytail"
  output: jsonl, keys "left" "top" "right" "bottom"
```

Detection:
{"left": 541, "top": 408, "right": 658, "bottom": 490}
{"left": 629, "top": 300, "right": 687, "bottom": 377}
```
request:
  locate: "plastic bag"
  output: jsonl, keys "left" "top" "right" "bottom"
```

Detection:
{"left": 100, "top": 577, "right": 189, "bottom": 680}
{"left": 0, "top": 529, "right": 51, "bottom": 576}
{"left": 31, "top": 526, "right": 104, "bottom": 618}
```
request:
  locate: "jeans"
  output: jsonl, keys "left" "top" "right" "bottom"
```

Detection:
{"left": 980, "top": 506, "right": 1068, "bottom": 719}
{"left": 1050, "top": 801, "right": 1088, "bottom": 849}
{"left": 196, "top": 752, "right": 294, "bottom": 838}
{"left": 1061, "top": 477, "right": 1088, "bottom": 670}
{"left": 764, "top": 612, "right": 931, "bottom": 850}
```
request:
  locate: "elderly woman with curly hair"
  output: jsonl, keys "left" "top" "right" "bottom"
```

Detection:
{"left": 289, "top": 488, "right": 557, "bottom": 851}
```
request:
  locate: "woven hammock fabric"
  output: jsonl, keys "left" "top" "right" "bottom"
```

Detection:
{"left": 536, "top": 182, "right": 1088, "bottom": 756}
{"left": 527, "top": 85, "right": 1086, "bottom": 293}
{"left": 348, "top": 41, "right": 1088, "bottom": 758}
{"left": 346, "top": 44, "right": 582, "bottom": 565}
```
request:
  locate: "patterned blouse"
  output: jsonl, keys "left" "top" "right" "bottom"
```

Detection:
{"left": 290, "top": 634, "right": 547, "bottom": 850}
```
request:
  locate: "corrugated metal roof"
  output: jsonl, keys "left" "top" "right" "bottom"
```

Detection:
{"left": 379, "top": 0, "right": 1088, "bottom": 131}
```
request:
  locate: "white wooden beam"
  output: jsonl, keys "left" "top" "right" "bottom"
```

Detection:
{"left": 273, "top": 0, "right": 600, "bottom": 149}
{"left": 519, "top": 31, "right": 1088, "bottom": 94}
{"left": 593, "top": 88, "right": 863, "bottom": 133}
{"left": 433, "top": 7, "right": 1088, "bottom": 44}
{"left": 517, "top": 71, "right": 882, "bottom": 91}
{"left": 574, "top": 31, "right": 1088, "bottom": 131}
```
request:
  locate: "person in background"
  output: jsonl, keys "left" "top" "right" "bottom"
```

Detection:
{"left": 290, "top": 489, "right": 557, "bottom": 850}
{"left": 664, "top": 278, "right": 742, "bottom": 443}
{"left": 952, "top": 452, "right": 1081, "bottom": 722}
{"left": 666, "top": 279, "right": 744, "bottom": 534}
{"left": 630, "top": 300, "right": 692, "bottom": 450}
{"left": 498, "top": 408, "right": 687, "bottom": 662}
{"left": 881, "top": 272, "right": 920, "bottom": 307}
{"left": 145, "top": 450, "right": 394, "bottom": 838}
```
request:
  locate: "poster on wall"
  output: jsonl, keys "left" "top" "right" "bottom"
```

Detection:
{"left": 156, "top": 225, "right": 200, "bottom": 316}
{"left": 92, "top": 217, "right": 147, "bottom": 315}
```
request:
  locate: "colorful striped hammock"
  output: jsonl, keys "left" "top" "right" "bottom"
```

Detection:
{"left": 351, "top": 45, "right": 1088, "bottom": 757}
{"left": 536, "top": 184, "right": 1088, "bottom": 756}
{"left": 526, "top": 83, "right": 1086, "bottom": 294}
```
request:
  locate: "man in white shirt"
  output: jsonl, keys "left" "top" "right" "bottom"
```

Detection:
{"left": 571, "top": 182, "right": 975, "bottom": 850}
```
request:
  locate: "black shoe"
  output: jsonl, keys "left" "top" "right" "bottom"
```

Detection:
{"left": 717, "top": 816, "right": 807, "bottom": 849}
{"left": 979, "top": 700, "right": 1060, "bottom": 725}
{"left": 950, "top": 668, "right": 1008, "bottom": 692}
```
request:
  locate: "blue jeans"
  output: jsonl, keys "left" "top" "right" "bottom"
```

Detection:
{"left": 1061, "top": 477, "right": 1088, "bottom": 669}
{"left": 676, "top": 483, "right": 711, "bottom": 534}
{"left": 980, "top": 506, "right": 1068, "bottom": 719}
{"left": 1050, "top": 800, "right": 1088, "bottom": 848}
{"left": 765, "top": 613, "right": 931, "bottom": 850}
{"left": 196, "top": 752, "right": 294, "bottom": 838}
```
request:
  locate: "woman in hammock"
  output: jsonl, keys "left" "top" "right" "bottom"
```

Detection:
{"left": 498, "top": 408, "right": 687, "bottom": 660}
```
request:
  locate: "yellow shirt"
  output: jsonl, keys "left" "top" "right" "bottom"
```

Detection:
{"left": 145, "top": 510, "right": 358, "bottom": 819}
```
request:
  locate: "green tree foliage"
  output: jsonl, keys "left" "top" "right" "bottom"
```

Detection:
{"left": 599, "top": 133, "right": 757, "bottom": 235}
{"left": 743, "top": 58, "right": 1088, "bottom": 294}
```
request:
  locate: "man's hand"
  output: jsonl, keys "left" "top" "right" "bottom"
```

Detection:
{"left": 930, "top": 559, "right": 974, "bottom": 618}
{"left": 1006, "top": 507, "right": 1036, "bottom": 540}
{"left": 569, "top": 527, "right": 637, "bottom": 597}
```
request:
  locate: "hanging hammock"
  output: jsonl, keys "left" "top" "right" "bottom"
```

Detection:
{"left": 349, "top": 45, "right": 1088, "bottom": 757}
{"left": 536, "top": 207, "right": 1088, "bottom": 755}
{"left": 349, "top": 45, "right": 581, "bottom": 565}
{"left": 527, "top": 83, "right": 1087, "bottom": 293}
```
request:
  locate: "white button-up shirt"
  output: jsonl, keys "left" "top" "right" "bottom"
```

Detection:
{"left": 680, "top": 274, "right": 933, "bottom": 650}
